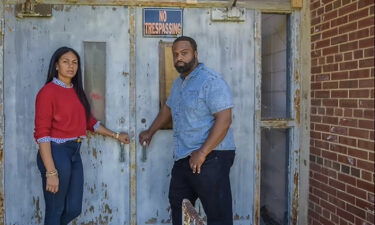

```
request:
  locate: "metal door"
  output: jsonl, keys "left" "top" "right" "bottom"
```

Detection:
{"left": 4, "top": 5, "right": 257, "bottom": 225}
{"left": 4, "top": 5, "right": 131, "bottom": 224}
{"left": 135, "top": 8, "right": 256, "bottom": 225}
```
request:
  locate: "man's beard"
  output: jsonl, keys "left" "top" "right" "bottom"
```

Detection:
{"left": 174, "top": 57, "right": 196, "bottom": 74}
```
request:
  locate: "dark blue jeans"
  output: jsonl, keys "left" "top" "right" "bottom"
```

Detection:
{"left": 37, "top": 140, "right": 83, "bottom": 225}
{"left": 169, "top": 150, "right": 235, "bottom": 225}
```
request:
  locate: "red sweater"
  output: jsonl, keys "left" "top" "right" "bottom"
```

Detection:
{"left": 34, "top": 81, "right": 97, "bottom": 141}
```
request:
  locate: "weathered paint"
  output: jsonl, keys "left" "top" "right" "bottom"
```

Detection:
{"left": 5, "top": 0, "right": 293, "bottom": 12}
{"left": 182, "top": 199, "right": 205, "bottom": 225}
{"left": 4, "top": 5, "right": 130, "bottom": 224}
{"left": 0, "top": 0, "right": 4, "bottom": 222}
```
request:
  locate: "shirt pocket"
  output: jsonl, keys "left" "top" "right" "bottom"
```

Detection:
{"left": 182, "top": 90, "right": 199, "bottom": 111}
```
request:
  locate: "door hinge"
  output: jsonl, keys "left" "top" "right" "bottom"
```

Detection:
{"left": 15, "top": 0, "right": 52, "bottom": 19}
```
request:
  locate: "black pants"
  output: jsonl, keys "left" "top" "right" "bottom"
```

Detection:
{"left": 169, "top": 150, "right": 235, "bottom": 225}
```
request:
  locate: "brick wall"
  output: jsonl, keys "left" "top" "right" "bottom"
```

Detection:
{"left": 309, "top": 0, "right": 374, "bottom": 225}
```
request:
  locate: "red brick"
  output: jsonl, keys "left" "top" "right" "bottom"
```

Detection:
{"left": 358, "top": 139, "right": 374, "bottom": 150}
{"left": 329, "top": 178, "right": 346, "bottom": 191}
{"left": 311, "top": 82, "right": 322, "bottom": 90}
{"left": 343, "top": 52, "right": 353, "bottom": 61}
{"left": 357, "top": 179, "right": 375, "bottom": 193}
{"left": 320, "top": 199, "right": 337, "bottom": 213}
{"left": 312, "top": 17, "right": 322, "bottom": 26}
{"left": 335, "top": 53, "right": 344, "bottom": 62}
{"left": 358, "top": 119, "right": 374, "bottom": 129}
{"left": 359, "top": 58, "right": 374, "bottom": 68}
{"left": 358, "top": 17, "right": 375, "bottom": 29}
{"left": 353, "top": 109, "right": 363, "bottom": 117}
{"left": 323, "top": 115, "right": 339, "bottom": 124}
{"left": 349, "top": 128, "right": 369, "bottom": 139}
{"left": 359, "top": 37, "right": 374, "bottom": 48}
{"left": 322, "top": 27, "right": 338, "bottom": 39}
{"left": 326, "top": 55, "right": 334, "bottom": 63}
{"left": 331, "top": 71, "right": 348, "bottom": 80}
{"left": 324, "top": 10, "right": 338, "bottom": 22}
{"left": 358, "top": 0, "right": 374, "bottom": 8}
{"left": 353, "top": 49, "right": 363, "bottom": 59}
{"left": 339, "top": 41, "right": 359, "bottom": 52}
{"left": 322, "top": 150, "right": 338, "bottom": 160}
{"left": 339, "top": 136, "right": 357, "bottom": 147}
{"left": 349, "top": 28, "right": 370, "bottom": 41}
{"left": 323, "top": 46, "right": 339, "bottom": 55}
{"left": 346, "top": 204, "right": 366, "bottom": 219}
{"left": 339, "top": 80, "right": 358, "bottom": 88}
{"left": 359, "top": 100, "right": 374, "bottom": 108}
{"left": 361, "top": 170, "right": 373, "bottom": 182}
{"left": 343, "top": 108, "right": 353, "bottom": 117}
{"left": 340, "top": 99, "right": 358, "bottom": 108}
{"left": 316, "top": 140, "right": 330, "bottom": 149}
{"left": 357, "top": 159, "right": 374, "bottom": 172}
{"left": 339, "top": 2, "right": 358, "bottom": 16}
{"left": 331, "top": 15, "right": 348, "bottom": 27}
{"left": 311, "top": 115, "right": 322, "bottom": 122}
{"left": 340, "top": 61, "right": 358, "bottom": 70}
{"left": 315, "top": 123, "right": 330, "bottom": 132}
{"left": 347, "top": 184, "right": 367, "bottom": 199}
{"left": 356, "top": 198, "right": 374, "bottom": 211}
{"left": 311, "top": 1, "right": 321, "bottom": 10}
{"left": 359, "top": 78, "right": 374, "bottom": 88}
{"left": 347, "top": 147, "right": 368, "bottom": 160}
{"left": 334, "top": 108, "right": 343, "bottom": 116}
{"left": 349, "top": 89, "right": 370, "bottom": 98}
{"left": 311, "top": 66, "right": 322, "bottom": 74}
{"left": 332, "top": 90, "right": 348, "bottom": 98}
{"left": 337, "top": 207, "right": 355, "bottom": 223}
{"left": 316, "top": 39, "right": 331, "bottom": 49}
{"left": 339, "top": 118, "right": 358, "bottom": 127}
{"left": 316, "top": 74, "right": 330, "bottom": 81}
{"left": 326, "top": 108, "right": 334, "bottom": 116}
{"left": 323, "top": 99, "right": 339, "bottom": 107}
{"left": 349, "top": 69, "right": 370, "bottom": 78}
{"left": 364, "top": 47, "right": 374, "bottom": 57}
{"left": 337, "top": 190, "right": 356, "bottom": 205}
{"left": 331, "top": 34, "right": 348, "bottom": 45}
{"left": 331, "top": 126, "right": 348, "bottom": 135}
{"left": 339, "top": 22, "right": 358, "bottom": 34}
{"left": 323, "top": 64, "right": 339, "bottom": 72}
{"left": 363, "top": 110, "right": 374, "bottom": 119}
{"left": 312, "top": 99, "right": 322, "bottom": 106}
{"left": 316, "top": 91, "right": 330, "bottom": 98}
{"left": 348, "top": 8, "right": 369, "bottom": 21}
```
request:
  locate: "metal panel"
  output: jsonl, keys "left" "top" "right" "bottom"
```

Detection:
{"left": 84, "top": 42, "right": 107, "bottom": 123}
{"left": 135, "top": 7, "right": 255, "bottom": 224}
{"left": 4, "top": 5, "right": 130, "bottom": 224}
{"left": 0, "top": 0, "right": 4, "bottom": 222}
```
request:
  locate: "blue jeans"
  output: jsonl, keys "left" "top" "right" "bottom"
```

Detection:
{"left": 169, "top": 150, "right": 235, "bottom": 225}
{"left": 37, "top": 140, "right": 83, "bottom": 225}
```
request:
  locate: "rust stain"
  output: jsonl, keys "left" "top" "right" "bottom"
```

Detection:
{"left": 53, "top": 4, "right": 64, "bottom": 11}
{"left": 294, "top": 89, "right": 301, "bottom": 124}
{"left": 291, "top": 172, "right": 299, "bottom": 225}
{"left": 32, "top": 196, "right": 42, "bottom": 223}
{"left": 145, "top": 217, "right": 157, "bottom": 224}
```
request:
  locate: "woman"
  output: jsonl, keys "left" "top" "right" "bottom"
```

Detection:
{"left": 34, "top": 46, "right": 130, "bottom": 225}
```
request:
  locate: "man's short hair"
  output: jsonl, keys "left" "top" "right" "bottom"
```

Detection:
{"left": 173, "top": 36, "right": 197, "bottom": 51}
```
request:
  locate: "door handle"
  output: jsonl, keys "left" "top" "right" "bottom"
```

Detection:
{"left": 119, "top": 142, "right": 126, "bottom": 162}
{"left": 141, "top": 141, "right": 147, "bottom": 162}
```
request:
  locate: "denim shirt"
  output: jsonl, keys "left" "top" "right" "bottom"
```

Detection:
{"left": 166, "top": 63, "right": 236, "bottom": 160}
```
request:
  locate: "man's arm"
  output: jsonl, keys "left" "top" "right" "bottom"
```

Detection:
{"left": 189, "top": 108, "right": 232, "bottom": 173}
{"left": 139, "top": 104, "right": 172, "bottom": 145}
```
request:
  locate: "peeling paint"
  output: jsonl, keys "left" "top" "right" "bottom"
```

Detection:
{"left": 294, "top": 89, "right": 301, "bottom": 124}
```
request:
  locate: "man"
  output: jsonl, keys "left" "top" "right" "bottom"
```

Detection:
{"left": 139, "top": 36, "right": 235, "bottom": 225}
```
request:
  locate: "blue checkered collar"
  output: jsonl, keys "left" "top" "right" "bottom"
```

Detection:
{"left": 52, "top": 77, "right": 73, "bottom": 88}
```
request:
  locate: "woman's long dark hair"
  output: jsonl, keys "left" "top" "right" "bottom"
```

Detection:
{"left": 46, "top": 47, "right": 91, "bottom": 121}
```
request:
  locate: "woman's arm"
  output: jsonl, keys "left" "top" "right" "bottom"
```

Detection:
{"left": 38, "top": 142, "right": 59, "bottom": 193}
{"left": 95, "top": 124, "right": 130, "bottom": 144}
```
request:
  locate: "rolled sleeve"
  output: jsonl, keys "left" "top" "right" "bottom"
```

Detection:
{"left": 87, "top": 115, "right": 99, "bottom": 132}
{"left": 34, "top": 90, "right": 53, "bottom": 141}
{"left": 205, "top": 78, "right": 234, "bottom": 114}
